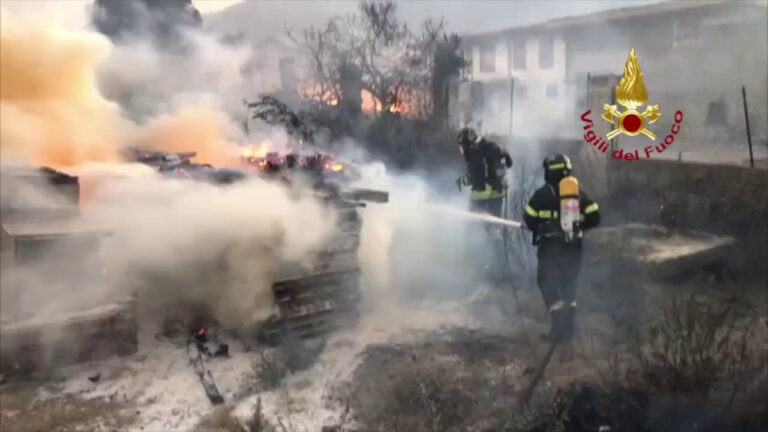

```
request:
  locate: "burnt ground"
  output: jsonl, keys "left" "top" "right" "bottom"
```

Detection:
{"left": 0, "top": 390, "right": 135, "bottom": 432}
{"left": 339, "top": 276, "right": 768, "bottom": 432}
{"left": 0, "top": 276, "right": 765, "bottom": 432}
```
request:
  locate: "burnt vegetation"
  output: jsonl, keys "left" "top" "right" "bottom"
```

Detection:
{"left": 336, "top": 291, "right": 766, "bottom": 432}
{"left": 243, "top": 1, "right": 467, "bottom": 177}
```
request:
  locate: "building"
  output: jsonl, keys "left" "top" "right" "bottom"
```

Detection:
{"left": 452, "top": 1, "right": 768, "bottom": 144}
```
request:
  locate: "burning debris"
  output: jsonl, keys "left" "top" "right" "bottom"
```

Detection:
{"left": 0, "top": 166, "right": 137, "bottom": 377}
{"left": 1, "top": 1, "right": 766, "bottom": 431}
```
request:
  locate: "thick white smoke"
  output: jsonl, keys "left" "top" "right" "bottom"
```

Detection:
{"left": 0, "top": 4, "right": 338, "bottom": 335}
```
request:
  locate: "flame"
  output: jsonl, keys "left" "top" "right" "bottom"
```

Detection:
{"left": 241, "top": 142, "right": 269, "bottom": 159}
{"left": 327, "top": 162, "right": 343, "bottom": 172}
{"left": 303, "top": 86, "right": 410, "bottom": 114}
{"left": 615, "top": 49, "right": 649, "bottom": 110}
{"left": 361, "top": 90, "right": 410, "bottom": 114}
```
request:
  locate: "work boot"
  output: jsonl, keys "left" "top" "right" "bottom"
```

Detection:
{"left": 562, "top": 304, "right": 577, "bottom": 341}
{"left": 548, "top": 307, "right": 568, "bottom": 344}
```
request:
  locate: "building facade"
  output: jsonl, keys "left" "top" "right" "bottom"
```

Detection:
{"left": 452, "top": 1, "right": 768, "bottom": 145}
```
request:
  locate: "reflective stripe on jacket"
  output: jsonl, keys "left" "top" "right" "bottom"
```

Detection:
{"left": 523, "top": 182, "right": 601, "bottom": 244}
{"left": 470, "top": 184, "right": 507, "bottom": 200}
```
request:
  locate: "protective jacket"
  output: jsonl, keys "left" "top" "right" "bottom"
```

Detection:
{"left": 461, "top": 138, "right": 513, "bottom": 201}
{"left": 523, "top": 182, "right": 600, "bottom": 247}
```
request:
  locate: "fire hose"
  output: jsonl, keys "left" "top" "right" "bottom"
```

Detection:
{"left": 452, "top": 179, "right": 561, "bottom": 408}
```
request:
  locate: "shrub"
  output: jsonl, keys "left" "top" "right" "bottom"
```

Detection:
{"left": 633, "top": 294, "right": 752, "bottom": 397}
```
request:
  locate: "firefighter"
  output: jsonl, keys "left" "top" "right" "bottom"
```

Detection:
{"left": 456, "top": 127, "right": 513, "bottom": 218}
{"left": 456, "top": 127, "right": 513, "bottom": 281}
{"left": 523, "top": 154, "right": 600, "bottom": 343}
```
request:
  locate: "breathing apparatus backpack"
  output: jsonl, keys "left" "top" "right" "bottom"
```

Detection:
{"left": 536, "top": 175, "right": 581, "bottom": 245}
{"left": 559, "top": 176, "right": 581, "bottom": 243}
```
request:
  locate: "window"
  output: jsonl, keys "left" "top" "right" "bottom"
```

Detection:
{"left": 539, "top": 36, "right": 554, "bottom": 70}
{"left": 705, "top": 99, "right": 728, "bottom": 126}
{"left": 673, "top": 19, "right": 702, "bottom": 47}
{"left": 515, "top": 84, "right": 527, "bottom": 100}
{"left": 480, "top": 44, "right": 495, "bottom": 73}
{"left": 546, "top": 84, "right": 559, "bottom": 99}
{"left": 513, "top": 39, "right": 527, "bottom": 70}
{"left": 460, "top": 49, "right": 472, "bottom": 79}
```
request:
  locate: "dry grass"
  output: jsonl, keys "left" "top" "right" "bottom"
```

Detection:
{"left": 345, "top": 338, "right": 526, "bottom": 432}
{"left": 252, "top": 337, "right": 326, "bottom": 391}
{"left": 0, "top": 393, "right": 135, "bottom": 432}
{"left": 632, "top": 294, "right": 753, "bottom": 397}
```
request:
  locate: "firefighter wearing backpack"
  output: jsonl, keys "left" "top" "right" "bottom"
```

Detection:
{"left": 456, "top": 127, "right": 513, "bottom": 218}
{"left": 523, "top": 154, "right": 600, "bottom": 343}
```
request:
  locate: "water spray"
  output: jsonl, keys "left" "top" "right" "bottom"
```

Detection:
{"left": 427, "top": 204, "right": 525, "bottom": 229}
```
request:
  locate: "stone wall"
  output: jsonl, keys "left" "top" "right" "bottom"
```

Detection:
{"left": 604, "top": 159, "right": 767, "bottom": 277}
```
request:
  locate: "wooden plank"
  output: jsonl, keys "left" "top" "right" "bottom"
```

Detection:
{"left": 0, "top": 300, "right": 138, "bottom": 376}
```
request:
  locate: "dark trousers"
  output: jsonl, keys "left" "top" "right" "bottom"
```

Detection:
{"left": 470, "top": 197, "right": 506, "bottom": 280}
{"left": 537, "top": 244, "right": 582, "bottom": 341}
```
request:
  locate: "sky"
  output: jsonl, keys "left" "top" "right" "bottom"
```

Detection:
{"left": 202, "top": 0, "right": 665, "bottom": 41}
{"left": 0, "top": 0, "right": 665, "bottom": 36}
{"left": 193, "top": 0, "right": 242, "bottom": 14}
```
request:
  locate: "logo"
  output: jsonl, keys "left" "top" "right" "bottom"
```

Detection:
{"left": 601, "top": 49, "right": 661, "bottom": 140}
{"left": 580, "top": 48, "right": 684, "bottom": 161}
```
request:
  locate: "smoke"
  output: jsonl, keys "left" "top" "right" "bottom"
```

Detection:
{"left": 96, "top": 29, "right": 255, "bottom": 122}
{"left": 0, "top": 9, "right": 130, "bottom": 167}
{"left": 1, "top": 166, "right": 338, "bottom": 331}
{"left": 352, "top": 155, "right": 502, "bottom": 322}
{"left": 88, "top": 172, "right": 337, "bottom": 331}
{"left": 0, "top": 5, "right": 338, "bottom": 334}
{"left": 136, "top": 106, "right": 243, "bottom": 166}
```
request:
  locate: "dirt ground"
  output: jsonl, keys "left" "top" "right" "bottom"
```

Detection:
{"left": 0, "top": 390, "right": 135, "bottom": 432}
{"left": 0, "top": 275, "right": 765, "bottom": 432}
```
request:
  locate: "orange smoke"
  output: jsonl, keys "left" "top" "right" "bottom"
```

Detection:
{"left": 0, "top": 10, "right": 127, "bottom": 168}
{"left": 138, "top": 107, "right": 241, "bottom": 167}
{"left": 0, "top": 9, "right": 243, "bottom": 172}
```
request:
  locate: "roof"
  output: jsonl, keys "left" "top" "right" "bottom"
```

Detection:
{"left": 461, "top": 0, "right": 766, "bottom": 42}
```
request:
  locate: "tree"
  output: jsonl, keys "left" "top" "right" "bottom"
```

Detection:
{"left": 289, "top": 1, "right": 465, "bottom": 122}
{"left": 92, "top": 0, "right": 202, "bottom": 48}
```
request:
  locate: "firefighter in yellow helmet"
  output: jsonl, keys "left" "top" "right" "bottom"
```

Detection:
{"left": 523, "top": 154, "right": 600, "bottom": 343}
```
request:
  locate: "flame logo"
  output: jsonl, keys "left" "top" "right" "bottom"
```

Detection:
{"left": 601, "top": 49, "right": 662, "bottom": 140}
{"left": 616, "top": 49, "right": 649, "bottom": 110}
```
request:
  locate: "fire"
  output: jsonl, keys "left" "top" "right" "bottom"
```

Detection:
{"left": 241, "top": 142, "right": 269, "bottom": 159}
{"left": 360, "top": 90, "right": 410, "bottom": 114}
{"left": 302, "top": 84, "right": 410, "bottom": 115}
{"left": 326, "top": 162, "right": 344, "bottom": 172}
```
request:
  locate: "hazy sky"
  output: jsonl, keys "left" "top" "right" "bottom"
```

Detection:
{"left": 0, "top": 0, "right": 665, "bottom": 36}
{"left": 194, "top": 0, "right": 242, "bottom": 14}
{"left": 202, "top": 0, "right": 664, "bottom": 37}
